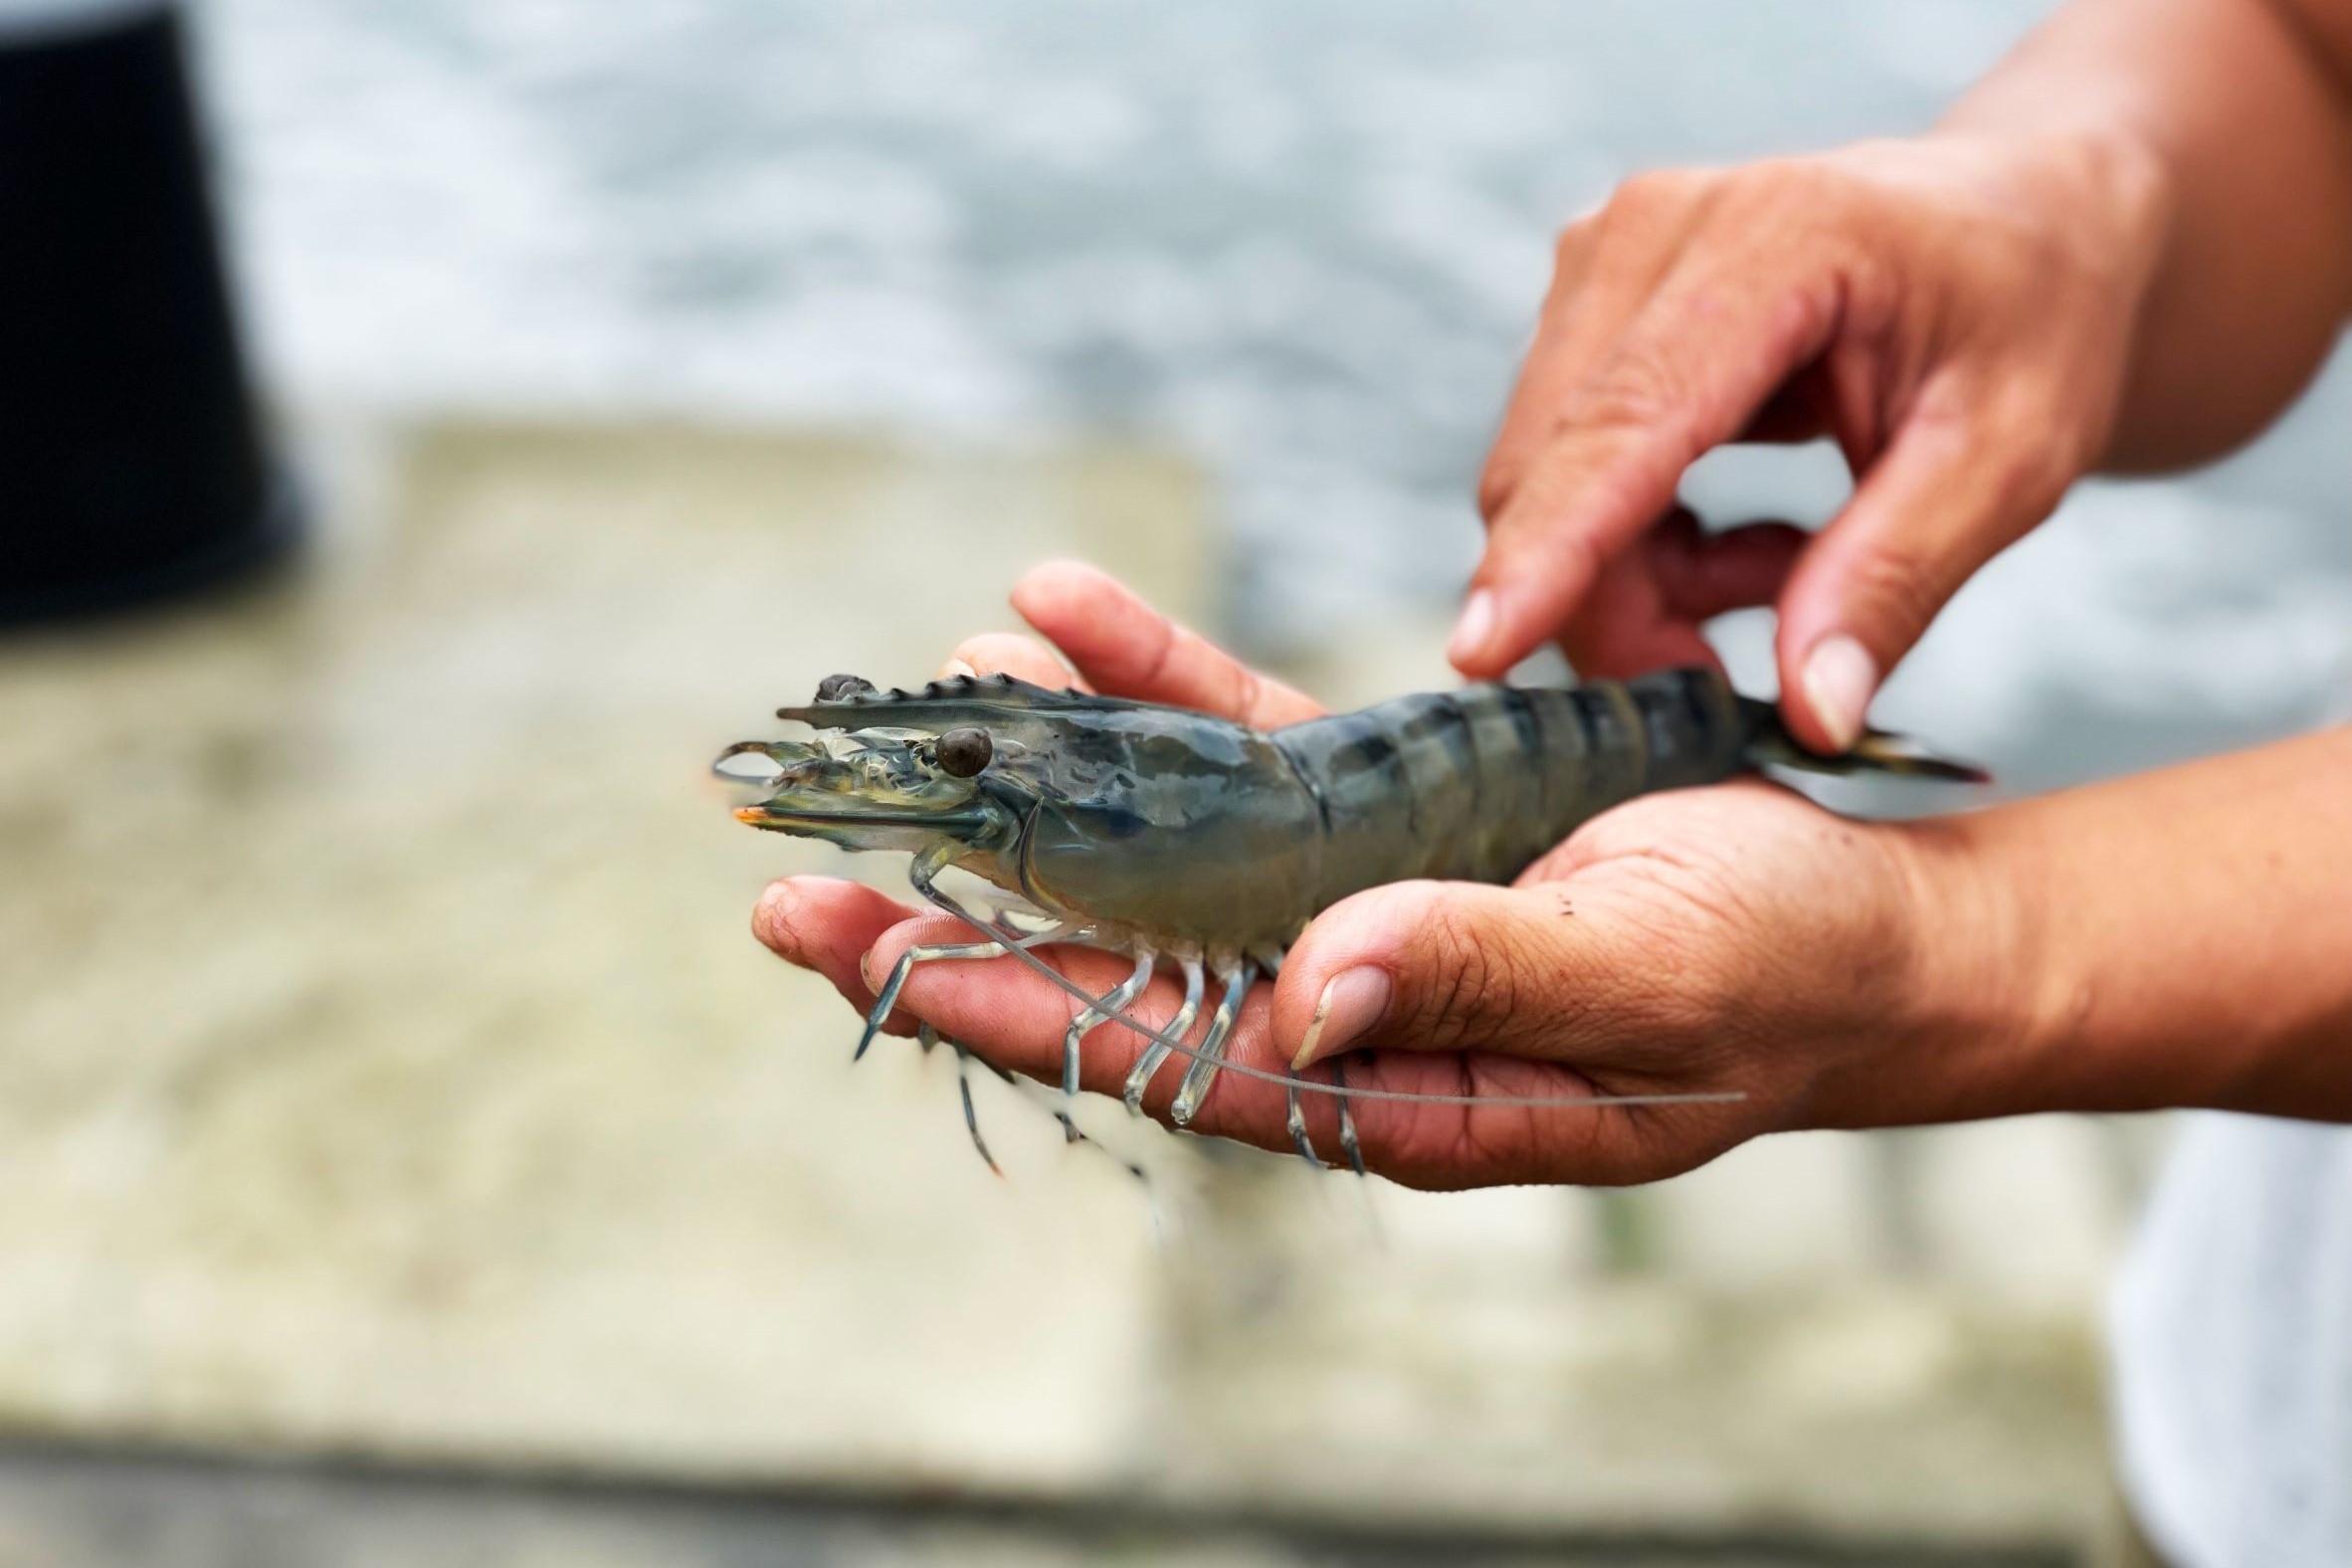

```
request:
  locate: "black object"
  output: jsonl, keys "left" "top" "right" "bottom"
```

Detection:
{"left": 0, "top": 0, "right": 295, "bottom": 625}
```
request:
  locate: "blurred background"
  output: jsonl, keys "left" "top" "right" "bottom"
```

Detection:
{"left": 0, "top": 0, "right": 2346, "bottom": 1563}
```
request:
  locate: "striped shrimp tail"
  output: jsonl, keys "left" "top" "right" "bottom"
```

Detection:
{"left": 1737, "top": 697, "right": 1991, "bottom": 786}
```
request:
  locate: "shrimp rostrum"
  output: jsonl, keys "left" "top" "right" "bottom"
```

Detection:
{"left": 718, "top": 667, "right": 1983, "bottom": 1172}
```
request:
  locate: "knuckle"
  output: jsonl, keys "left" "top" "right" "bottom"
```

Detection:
{"left": 1402, "top": 896, "right": 1531, "bottom": 1053}
{"left": 1757, "top": 156, "right": 1862, "bottom": 220}
{"left": 1536, "top": 524, "right": 1602, "bottom": 596}
{"left": 1978, "top": 402, "right": 2086, "bottom": 518}
{"left": 1706, "top": 161, "right": 1793, "bottom": 222}
{"left": 1550, "top": 218, "right": 1598, "bottom": 274}
{"left": 1994, "top": 444, "right": 2074, "bottom": 522}
{"left": 1608, "top": 166, "right": 1705, "bottom": 223}
{"left": 1228, "top": 661, "right": 1269, "bottom": 724}
{"left": 1839, "top": 252, "right": 1903, "bottom": 342}
{"left": 1576, "top": 341, "right": 1689, "bottom": 436}
{"left": 1839, "top": 539, "right": 1949, "bottom": 644}
{"left": 1583, "top": 172, "right": 1691, "bottom": 256}
{"left": 1126, "top": 613, "right": 1181, "bottom": 691}
{"left": 1475, "top": 457, "right": 1519, "bottom": 521}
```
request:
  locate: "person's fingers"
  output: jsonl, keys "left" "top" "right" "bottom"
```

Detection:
{"left": 1478, "top": 191, "right": 1698, "bottom": 521}
{"left": 939, "top": 633, "right": 1082, "bottom": 689}
{"left": 1555, "top": 549, "right": 1717, "bottom": 679}
{"left": 862, "top": 914, "right": 1622, "bottom": 1186}
{"left": 752, "top": 877, "right": 925, "bottom": 1035}
{"left": 1453, "top": 249, "right": 1847, "bottom": 680}
{"left": 1262, "top": 879, "right": 1731, "bottom": 1184}
{"left": 1011, "top": 560, "right": 1324, "bottom": 726}
{"left": 864, "top": 916, "right": 1188, "bottom": 1094}
{"left": 861, "top": 916, "right": 1318, "bottom": 1149}
{"left": 1555, "top": 514, "right": 1809, "bottom": 680}
{"left": 1653, "top": 518, "right": 1811, "bottom": 620}
{"left": 1274, "top": 881, "right": 1656, "bottom": 1072}
{"left": 1772, "top": 377, "right": 2073, "bottom": 752}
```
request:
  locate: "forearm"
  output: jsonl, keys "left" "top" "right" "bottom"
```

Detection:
{"left": 1908, "top": 727, "right": 2352, "bottom": 1122}
{"left": 1943, "top": 0, "right": 2352, "bottom": 467}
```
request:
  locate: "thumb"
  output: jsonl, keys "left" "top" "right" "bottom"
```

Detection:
{"left": 1275, "top": 881, "right": 1624, "bottom": 1071}
{"left": 1776, "top": 400, "right": 2070, "bottom": 754}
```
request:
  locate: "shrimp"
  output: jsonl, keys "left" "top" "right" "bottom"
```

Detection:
{"left": 718, "top": 667, "right": 1984, "bottom": 1171}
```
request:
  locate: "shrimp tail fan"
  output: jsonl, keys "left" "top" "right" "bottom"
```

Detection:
{"left": 1737, "top": 696, "right": 1990, "bottom": 785}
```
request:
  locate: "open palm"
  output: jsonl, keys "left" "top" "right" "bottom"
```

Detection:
{"left": 755, "top": 563, "right": 1943, "bottom": 1189}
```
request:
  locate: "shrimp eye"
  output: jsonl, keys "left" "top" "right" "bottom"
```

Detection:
{"left": 934, "top": 727, "right": 992, "bottom": 778}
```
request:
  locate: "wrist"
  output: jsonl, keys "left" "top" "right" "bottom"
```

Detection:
{"left": 1876, "top": 810, "right": 2071, "bottom": 1123}
{"left": 1936, "top": 57, "right": 2179, "bottom": 226}
{"left": 1932, "top": 114, "right": 2175, "bottom": 288}
{"left": 1925, "top": 117, "right": 2174, "bottom": 272}
{"left": 1886, "top": 795, "right": 2232, "bottom": 1121}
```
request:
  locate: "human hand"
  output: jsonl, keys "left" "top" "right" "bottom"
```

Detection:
{"left": 753, "top": 564, "right": 1991, "bottom": 1189}
{"left": 1459, "top": 129, "right": 2170, "bottom": 753}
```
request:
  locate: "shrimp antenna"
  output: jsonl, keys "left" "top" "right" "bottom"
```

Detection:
{"left": 908, "top": 866, "right": 1744, "bottom": 1113}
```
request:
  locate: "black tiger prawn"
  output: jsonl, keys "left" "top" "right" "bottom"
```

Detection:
{"left": 718, "top": 667, "right": 1983, "bottom": 1170}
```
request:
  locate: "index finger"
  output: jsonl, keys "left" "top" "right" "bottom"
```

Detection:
{"left": 1012, "top": 561, "right": 1326, "bottom": 727}
{"left": 1451, "top": 255, "right": 1844, "bottom": 679}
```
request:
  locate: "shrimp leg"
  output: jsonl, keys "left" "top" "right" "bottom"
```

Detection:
{"left": 1058, "top": 949, "right": 1155, "bottom": 1142}
{"left": 951, "top": 1043, "right": 1002, "bottom": 1176}
{"left": 857, "top": 941, "right": 1003, "bottom": 1061}
{"left": 1122, "top": 956, "right": 1206, "bottom": 1113}
{"left": 857, "top": 909, "right": 1087, "bottom": 1063}
{"left": 1245, "top": 946, "right": 1330, "bottom": 1168}
{"left": 1170, "top": 957, "right": 1250, "bottom": 1126}
{"left": 1328, "top": 1057, "right": 1366, "bottom": 1177}
{"left": 1284, "top": 1087, "right": 1317, "bottom": 1166}
{"left": 917, "top": 1022, "right": 1002, "bottom": 1176}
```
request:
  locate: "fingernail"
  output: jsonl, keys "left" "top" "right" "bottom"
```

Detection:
{"left": 1802, "top": 634, "right": 1876, "bottom": 752}
{"left": 939, "top": 657, "right": 977, "bottom": 681}
{"left": 1291, "top": 967, "right": 1392, "bottom": 1070}
{"left": 1448, "top": 588, "right": 1498, "bottom": 667}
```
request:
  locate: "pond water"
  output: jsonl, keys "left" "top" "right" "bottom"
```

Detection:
{"left": 198, "top": 0, "right": 2350, "bottom": 783}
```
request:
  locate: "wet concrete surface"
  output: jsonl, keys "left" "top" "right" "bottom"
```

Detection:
{"left": 0, "top": 418, "right": 2111, "bottom": 1560}
{"left": 0, "top": 1444, "right": 2073, "bottom": 1568}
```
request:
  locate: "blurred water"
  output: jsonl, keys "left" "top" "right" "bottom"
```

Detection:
{"left": 196, "top": 0, "right": 2349, "bottom": 777}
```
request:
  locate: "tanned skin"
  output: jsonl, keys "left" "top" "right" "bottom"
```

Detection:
{"left": 755, "top": 1, "right": 2352, "bottom": 1189}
